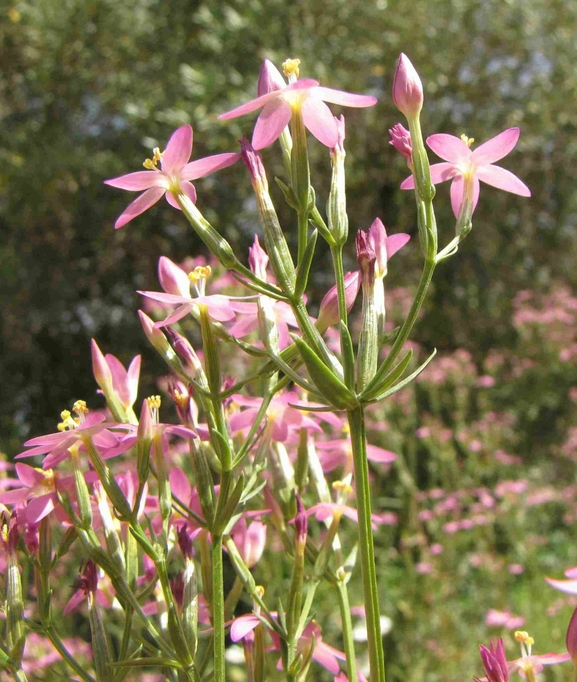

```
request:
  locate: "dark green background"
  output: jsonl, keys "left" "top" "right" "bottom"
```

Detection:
{"left": 1, "top": 0, "right": 575, "bottom": 454}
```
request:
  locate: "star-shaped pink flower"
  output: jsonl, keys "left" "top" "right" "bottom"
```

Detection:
{"left": 104, "top": 125, "right": 240, "bottom": 229}
{"left": 401, "top": 128, "right": 530, "bottom": 216}
{"left": 219, "top": 59, "right": 377, "bottom": 150}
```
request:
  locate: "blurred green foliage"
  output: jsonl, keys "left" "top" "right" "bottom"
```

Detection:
{"left": 1, "top": 0, "right": 577, "bottom": 453}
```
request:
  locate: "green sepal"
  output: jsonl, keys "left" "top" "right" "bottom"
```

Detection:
{"left": 361, "top": 348, "right": 413, "bottom": 402}
{"left": 214, "top": 475, "right": 244, "bottom": 535}
{"left": 381, "top": 326, "right": 400, "bottom": 346}
{"left": 290, "top": 334, "right": 357, "bottom": 410}
{"left": 339, "top": 321, "right": 356, "bottom": 390}
{"left": 275, "top": 176, "right": 300, "bottom": 211}
{"left": 294, "top": 230, "right": 318, "bottom": 298}
{"left": 367, "top": 348, "right": 437, "bottom": 404}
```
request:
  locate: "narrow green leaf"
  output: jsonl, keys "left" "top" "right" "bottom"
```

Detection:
{"left": 367, "top": 348, "right": 437, "bottom": 404}
{"left": 361, "top": 349, "right": 413, "bottom": 401}
{"left": 295, "top": 230, "right": 318, "bottom": 298}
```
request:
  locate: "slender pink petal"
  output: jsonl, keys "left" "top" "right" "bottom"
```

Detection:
{"left": 430, "top": 162, "right": 460, "bottom": 184}
{"left": 158, "top": 256, "right": 191, "bottom": 297}
{"left": 155, "top": 304, "right": 194, "bottom": 327}
{"left": 426, "top": 134, "right": 471, "bottom": 164}
{"left": 475, "top": 165, "right": 531, "bottom": 196}
{"left": 472, "top": 128, "right": 520, "bottom": 166}
{"left": 231, "top": 615, "right": 260, "bottom": 642}
{"left": 301, "top": 97, "right": 339, "bottom": 147}
{"left": 566, "top": 567, "right": 577, "bottom": 579}
{"left": 104, "top": 171, "right": 166, "bottom": 191}
{"left": 169, "top": 467, "right": 193, "bottom": 502}
{"left": 219, "top": 90, "right": 281, "bottom": 120}
{"left": 115, "top": 187, "right": 166, "bottom": 229}
{"left": 180, "top": 181, "right": 197, "bottom": 203}
{"left": 312, "top": 644, "right": 342, "bottom": 674}
{"left": 258, "top": 59, "right": 286, "bottom": 96}
{"left": 0, "top": 488, "right": 32, "bottom": 504}
{"left": 366, "top": 445, "right": 397, "bottom": 463}
{"left": 126, "top": 356, "right": 141, "bottom": 406}
{"left": 449, "top": 175, "right": 480, "bottom": 217}
{"left": 15, "top": 463, "right": 45, "bottom": 487}
{"left": 26, "top": 495, "right": 56, "bottom": 523}
{"left": 546, "top": 577, "right": 577, "bottom": 595}
{"left": 400, "top": 174, "right": 415, "bottom": 190}
{"left": 252, "top": 98, "right": 293, "bottom": 150}
{"left": 314, "top": 86, "right": 377, "bottom": 108}
{"left": 165, "top": 191, "right": 181, "bottom": 210}
{"left": 161, "top": 125, "right": 193, "bottom": 176}
{"left": 385, "top": 233, "right": 411, "bottom": 259}
{"left": 181, "top": 153, "right": 241, "bottom": 181}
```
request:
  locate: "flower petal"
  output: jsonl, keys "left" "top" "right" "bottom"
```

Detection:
{"left": 449, "top": 175, "right": 480, "bottom": 217}
{"left": 161, "top": 125, "right": 193, "bottom": 176}
{"left": 385, "top": 233, "right": 411, "bottom": 259}
{"left": 314, "top": 86, "right": 377, "bottom": 108}
{"left": 430, "top": 162, "right": 460, "bottom": 184}
{"left": 219, "top": 91, "right": 281, "bottom": 120}
{"left": 545, "top": 577, "right": 577, "bottom": 595}
{"left": 472, "top": 128, "right": 520, "bottom": 166}
{"left": 301, "top": 98, "right": 339, "bottom": 147}
{"left": 257, "top": 59, "right": 286, "bottom": 96}
{"left": 252, "top": 98, "right": 293, "bottom": 150}
{"left": 427, "top": 134, "right": 471, "bottom": 164}
{"left": 104, "top": 171, "right": 166, "bottom": 191}
{"left": 165, "top": 191, "right": 182, "bottom": 210}
{"left": 180, "top": 181, "right": 197, "bottom": 203}
{"left": 400, "top": 174, "right": 415, "bottom": 190}
{"left": 181, "top": 153, "right": 241, "bottom": 181}
{"left": 475, "top": 164, "right": 531, "bottom": 197}
{"left": 115, "top": 187, "right": 166, "bottom": 229}
{"left": 230, "top": 615, "right": 260, "bottom": 642}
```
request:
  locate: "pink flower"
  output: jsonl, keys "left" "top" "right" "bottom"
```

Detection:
{"left": 401, "top": 128, "right": 531, "bottom": 216}
{"left": 219, "top": 59, "right": 376, "bottom": 149}
{"left": 389, "top": 123, "right": 413, "bottom": 163}
{"left": 91, "top": 340, "right": 141, "bottom": 410}
{"left": 392, "top": 54, "right": 423, "bottom": 118}
{"left": 104, "top": 125, "right": 240, "bottom": 229}
{"left": 231, "top": 518, "right": 267, "bottom": 568}
{"left": 476, "top": 639, "right": 509, "bottom": 682}
{"left": 138, "top": 256, "right": 249, "bottom": 327}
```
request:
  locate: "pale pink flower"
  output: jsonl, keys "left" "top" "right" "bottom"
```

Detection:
{"left": 219, "top": 59, "right": 376, "bottom": 149}
{"left": 401, "top": 128, "right": 530, "bottom": 216}
{"left": 231, "top": 518, "right": 267, "bottom": 568}
{"left": 315, "top": 438, "right": 397, "bottom": 473}
{"left": 105, "top": 125, "right": 240, "bottom": 229}
{"left": 91, "top": 340, "right": 141, "bottom": 410}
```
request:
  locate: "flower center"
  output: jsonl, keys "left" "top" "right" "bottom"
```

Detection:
{"left": 57, "top": 400, "right": 89, "bottom": 431}
{"left": 282, "top": 58, "right": 301, "bottom": 82}
{"left": 146, "top": 395, "right": 161, "bottom": 424}
{"left": 189, "top": 265, "right": 212, "bottom": 296}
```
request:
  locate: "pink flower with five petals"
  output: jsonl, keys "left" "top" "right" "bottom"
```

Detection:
{"left": 401, "top": 128, "right": 530, "bottom": 217}
{"left": 219, "top": 59, "right": 377, "bottom": 150}
{"left": 104, "top": 125, "right": 240, "bottom": 229}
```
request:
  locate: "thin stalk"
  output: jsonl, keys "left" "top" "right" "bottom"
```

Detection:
{"left": 347, "top": 404, "right": 385, "bottom": 682}
{"left": 211, "top": 535, "right": 226, "bottom": 682}
{"left": 330, "top": 245, "right": 355, "bottom": 386}
{"left": 363, "top": 258, "right": 436, "bottom": 398}
{"left": 292, "top": 297, "right": 341, "bottom": 376}
{"left": 336, "top": 579, "right": 358, "bottom": 682}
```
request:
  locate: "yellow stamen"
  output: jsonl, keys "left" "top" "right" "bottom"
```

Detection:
{"left": 255, "top": 585, "right": 265, "bottom": 598}
{"left": 460, "top": 134, "right": 475, "bottom": 148}
{"left": 342, "top": 423, "right": 351, "bottom": 436}
{"left": 188, "top": 265, "right": 212, "bottom": 283}
{"left": 73, "top": 400, "right": 89, "bottom": 416}
{"left": 514, "top": 631, "right": 534, "bottom": 646}
{"left": 143, "top": 147, "right": 164, "bottom": 170}
{"left": 332, "top": 480, "right": 353, "bottom": 496}
{"left": 147, "top": 395, "right": 162, "bottom": 409}
{"left": 57, "top": 408, "right": 79, "bottom": 431}
{"left": 282, "top": 58, "right": 301, "bottom": 79}
{"left": 173, "top": 389, "right": 189, "bottom": 410}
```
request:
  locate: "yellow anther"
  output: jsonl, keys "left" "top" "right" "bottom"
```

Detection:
{"left": 57, "top": 408, "right": 79, "bottom": 431}
{"left": 514, "top": 631, "right": 534, "bottom": 646}
{"left": 332, "top": 480, "right": 353, "bottom": 496}
{"left": 188, "top": 265, "right": 212, "bottom": 283}
{"left": 147, "top": 395, "right": 162, "bottom": 409}
{"left": 60, "top": 410, "right": 71, "bottom": 420}
{"left": 73, "top": 400, "right": 89, "bottom": 416}
{"left": 143, "top": 158, "right": 157, "bottom": 170}
{"left": 282, "top": 58, "right": 301, "bottom": 79}
{"left": 460, "top": 134, "right": 475, "bottom": 148}
{"left": 342, "top": 423, "right": 351, "bottom": 435}
{"left": 152, "top": 147, "right": 164, "bottom": 164}
{"left": 173, "top": 389, "right": 189, "bottom": 410}
{"left": 255, "top": 585, "right": 265, "bottom": 598}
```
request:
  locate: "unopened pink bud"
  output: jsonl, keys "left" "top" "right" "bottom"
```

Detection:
{"left": 317, "top": 271, "right": 361, "bottom": 330}
{"left": 248, "top": 235, "right": 269, "bottom": 280}
{"left": 240, "top": 137, "right": 268, "bottom": 194}
{"left": 567, "top": 607, "right": 577, "bottom": 661}
{"left": 91, "top": 339, "right": 113, "bottom": 392}
{"left": 332, "top": 114, "right": 346, "bottom": 156}
{"left": 355, "top": 230, "right": 376, "bottom": 282}
{"left": 177, "top": 526, "right": 194, "bottom": 561}
{"left": 389, "top": 123, "right": 413, "bottom": 162}
{"left": 294, "top": 494, "right": 307, "bottom": 549}
{"left": 392, "top": 53, "right": 423, "bottom": 118}
{"left": 165, "top": 327, "right": 201, "bottom": 376}
{"left": 79, "top": 560, "right": 99, "bottom": 595}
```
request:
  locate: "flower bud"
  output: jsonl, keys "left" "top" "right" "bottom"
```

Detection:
{"left": 392, "top": 53, "right": 423, "bottom": 118}
{"left": 248, "top": 235, "right": 269, "bottom": 281}
{"left": 294, "top": 494, "right": 308, "bottom": 553}
{"left": 389, "top": 123, "right": 413, "bottom": 164}
{"left": 326, "top": 115, "right": 348, "bottom": 245}
{"left": 316, "top": 271, "right": 361, "bottom": 331}
{"left": 91, "top": 339, "right": 113, "bottom": 393}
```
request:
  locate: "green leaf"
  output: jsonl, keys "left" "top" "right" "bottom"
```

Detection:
{"left": 367, "top": 349, "right": 437, "bottom": 404}
{"left": 361, "top": 349, "right": 413, "bottom": 401}
{"left": 295, "top": 230, "right": 318, "bottom": 297}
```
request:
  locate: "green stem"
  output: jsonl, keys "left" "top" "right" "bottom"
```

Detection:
{"left": 347, "top": 404, "right": 385, "bottom": 682}
{"left": 212, "top": 535, "right": 226, "bottom": 682}
{"left": 363, "top": 258, "right": 436, "bottom": 398}
{"left": 44, "top": 625, "right": 96, "bottom": 682}
{"left": 292, "top": 298, "right": 340, "bottom": 376}
{"left": 336, "top": 579, "right": 358, "bottom": 682}
{"left": 330, "top": 245, "right": 355, "bottom": 386}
